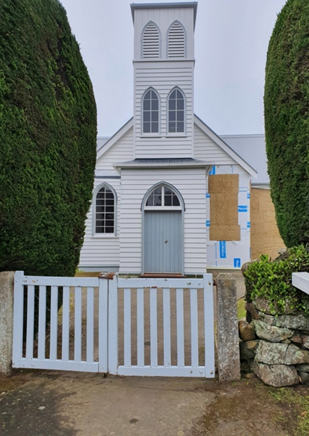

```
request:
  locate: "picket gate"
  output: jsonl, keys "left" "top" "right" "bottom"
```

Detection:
{"left": 12, "top": 271, "right": 215, "bottom": 378}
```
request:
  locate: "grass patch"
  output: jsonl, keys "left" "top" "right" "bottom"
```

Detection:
{"left": 237, "top": 297, "right": 246, "bottom": 319}
{"left": 269, "top": 387, "right": 309, "bottom": 436}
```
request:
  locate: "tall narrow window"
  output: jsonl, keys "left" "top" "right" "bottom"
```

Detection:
{"left": 168, "top": 21, "right": 186, "bottom": 58}
{"left": 142, "top": 21, "right": 160, "bottom": 59}
{"left": 168, "top": 88, "right": 185, "bottom": 133}
{"left": 143, "top": 88, "right": 159, "bottom": 133}
{"left": 95, "top": 185, "right": 115, "bottom": 234}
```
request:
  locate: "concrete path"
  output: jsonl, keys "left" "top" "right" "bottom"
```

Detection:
{"left": 0, "top": 370, "right": 288, "bottom": 436}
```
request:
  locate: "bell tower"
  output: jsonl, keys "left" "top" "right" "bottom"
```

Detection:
{"left": 130, "top": 2, "right": 198, "bottom": 159}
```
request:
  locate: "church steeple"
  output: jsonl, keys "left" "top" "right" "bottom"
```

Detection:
{"left": 130, "top": 2, "right": 197, "bottom": 159}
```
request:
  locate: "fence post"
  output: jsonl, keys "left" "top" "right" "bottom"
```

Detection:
{"left": 108, "top": 274, "right": 118, "bottom": 374}
{"left": 98, "top": 277, "right": 109, "bottom": 373}
{"left": 216, "top": 273, "right": 241, "bottom": 381}
{"left": 0, "top": 271, "right": 15, "bottom": 374}
{"left": 203, "top": 273, "right": 215, "bottom": 378}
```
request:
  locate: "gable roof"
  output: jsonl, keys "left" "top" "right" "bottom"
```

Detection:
{"left": 194, "top": 115, "right": 257, "bottom": 178}
{"left": 97, "top": 117, "right": 133, "bottom": 159}
{"left": 97, "top": 115, "right": 258, "bottom": 178}
{"left": 221, "top": 134, "right": 268, "bottom": 186}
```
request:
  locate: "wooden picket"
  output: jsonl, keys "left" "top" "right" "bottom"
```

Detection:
{"left": 12, "top": 271, "right": 108, "bottom": 373}
{"left": 12, "top": 272, "right": 215, "bottom": 377}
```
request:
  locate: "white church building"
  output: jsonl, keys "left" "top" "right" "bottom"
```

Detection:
{"left": 79, "top": 2, "right": 258, "bottom": 275}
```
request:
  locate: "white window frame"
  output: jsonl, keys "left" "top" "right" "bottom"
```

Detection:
{"left": 144, "top": 185, "right": 182, "bottom": 211}
{"left": 167, "top": 87, "right": 186, "bottom": 136}
{"left": 92, "top": 183, "right": 117, "bottom": 237}
{"left": 141, "top": 87, "right": 160, "bottom": 136}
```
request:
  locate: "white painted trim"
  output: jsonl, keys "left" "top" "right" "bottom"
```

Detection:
{"left": 167, "top": 86, "right": 186, "bottom": 135}
{"left": 141, "top": 87, "right": 161, "bottom": 135}
{"left": 92, "top": 182, "right": 117, "bottom": 237}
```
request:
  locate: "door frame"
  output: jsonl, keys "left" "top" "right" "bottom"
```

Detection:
{"left": 141, "top": 181, "right": 185, "bottom": 275}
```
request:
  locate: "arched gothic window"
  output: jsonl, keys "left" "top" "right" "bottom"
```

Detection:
{"left": 95, "top": 184, "right": 116, "bottom": 234}
{"left": 142, "top": 21, "right": 160, "bottom": 59}
{"left": 145, "top": 185, "right": 181, "bottom": 208}
{"left": 167, "top": 20, "right": 186, "bottom": 58}
{"left": 142, "top": 88, "right": 159, "bottom": 133}
{"left": 168, "top": 88, "right": 185, "bottom": 133}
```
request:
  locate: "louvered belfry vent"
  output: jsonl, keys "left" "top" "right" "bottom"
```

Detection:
{"left": 168, "top": 21, "right": 185, "bottom": 58}
{"left": 142, "top": 21, "right": 160, "bottom": 59}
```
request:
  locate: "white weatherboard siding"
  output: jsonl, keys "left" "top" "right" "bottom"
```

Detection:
{"left": 79, "top": 178, "right": 120, "bottom": 271}
{"left": 96, "top": 127, "right": 134, "bottom": 172}
{"left": 194, "top": 124, "right": 235, "bottom": 165}
{"left": 133, "top": 7, "right": 195, "bottom": 60}
{"left": 134, "top": 61, "right": 194, "bottom": 158}
{"left": 119, "top": 168, "right": 207, "bottom": 274}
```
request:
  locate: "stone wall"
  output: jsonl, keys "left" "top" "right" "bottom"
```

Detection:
{"left": 239, "top": 298, "right": 309, "bottom": 387}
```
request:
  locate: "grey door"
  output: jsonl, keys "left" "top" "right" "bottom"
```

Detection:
{"left": 144, "top": 211, "right": 182, "bottom": 273}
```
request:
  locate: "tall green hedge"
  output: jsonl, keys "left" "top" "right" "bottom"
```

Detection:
{"left": 0, "top": 0, "right": 97, "bottom": 276}
{"left": 264, "top": 0, "right": 309, "bottom": 247}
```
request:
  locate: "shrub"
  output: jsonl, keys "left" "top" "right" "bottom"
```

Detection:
{"left": 0, "top": 0, "right": 97, "bottom": 277}
{"left": 264, "top": 0, "right": 309, "bottom": 247}
{"left": 244, "top": 245, "right": 309, "bottom": 316}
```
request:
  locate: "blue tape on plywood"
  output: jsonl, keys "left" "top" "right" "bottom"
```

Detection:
{"left": 247, "top": 222, "right": 251, "bottom": 228}
{"left": 238, "top": 205, "right": 248, "bottom": 212}
{"left": 206, "top": 220, "right": 210, "bottom": 227}
{"left": 209, "top": 166, "right": 216, "bottom": 175}
{"left": 219, "top": 241, "right": 226, "bottom": 259}
{"left": 234, "top": 258, "right": 241, "bottom": 268}
{"left": 247, "top": 193, "right": 251, "bottom": 199}
{"left": 206, "top": 193, "right": 210, "bottom": 198}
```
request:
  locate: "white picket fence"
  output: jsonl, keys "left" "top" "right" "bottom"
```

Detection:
{"left": 12, "top": 271, "right": 215, "bottom": 377}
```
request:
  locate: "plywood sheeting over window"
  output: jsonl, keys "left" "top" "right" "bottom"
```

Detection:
{"left": 250, "top": 188, "right": 285, "bottom": 260}
{"left": 209, "top": 174, "right": 240, "bottom": 241}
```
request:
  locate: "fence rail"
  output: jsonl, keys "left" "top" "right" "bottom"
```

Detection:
{"left": 12, "top": 272, "right": 215, "bottom": 377}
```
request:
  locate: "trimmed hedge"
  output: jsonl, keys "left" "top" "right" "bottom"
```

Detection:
{"left": 244, "top": 246, "right": 309, "bottom": 316}
{"left": 264, "top": 0, "right": 309, "bottom": 247}
{"left": 0, "top": 0, "right": 97, "bottom": 276}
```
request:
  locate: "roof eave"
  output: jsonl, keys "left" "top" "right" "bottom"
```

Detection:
{"left": 113, "top": 161, "right": 211, "bottom": 171}
{"left": 130, "top": 2, "right": 198, "bottom": 27}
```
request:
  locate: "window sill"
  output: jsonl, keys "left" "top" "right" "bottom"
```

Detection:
{"left": 140, "top": 134, "right": 162, "bottom": 138}
{"left": 165, "top": 134, "right": 187, "bottom": 138}
{"left": 91, "top": 235, "right": 118, "bottom": 239}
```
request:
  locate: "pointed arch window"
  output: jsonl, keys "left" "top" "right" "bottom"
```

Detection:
{"left": 142, "top": 21, "right": 160, "bottom": 59}
{"left": 142, "top": 88, "right": 159, "bottom": 134}
{"left": 94, "top": 184, "right": 116, "bottom": 235}
{"left": 168, "top": 21, "right": 186, "bottom": 58}
{"left": 168, "top": 88, "right": 185, "bottom": 133}
{"left": 145, "top": 185, "right": 181, "bottom": 209}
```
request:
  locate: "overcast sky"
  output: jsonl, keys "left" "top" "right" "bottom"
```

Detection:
{"left": 60, "top": 0, "right": 286, "bottom": 137}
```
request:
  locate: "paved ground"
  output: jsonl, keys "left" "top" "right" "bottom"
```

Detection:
{"left": 0, "top": 270, "right": 255, "bottom": 436}
{"left": 0, "top": 370, "right": 292, "bottom": 436}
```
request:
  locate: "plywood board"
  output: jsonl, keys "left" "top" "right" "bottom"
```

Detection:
{"left": 208, "top": 174, "right": 239, "bottom": 194}
{"left": 210, "top": 194, "right": 238, "bottom": 226}
{"left": 209, "top": 225, "right": 240, "bottom": 242}
{"left": 250, "top": 188, "right": 285, "bottom": 260}
{"left": 209, "top": 174, "right": 240, "bottom": 241}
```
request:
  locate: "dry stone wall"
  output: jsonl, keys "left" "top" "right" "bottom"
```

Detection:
{"left": 239, "top": 298, "right": 309, "bottom": 387}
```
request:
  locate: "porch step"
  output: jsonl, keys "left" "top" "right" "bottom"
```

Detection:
{"left": 139, "top": 273, "right": 186, "bottom": 278}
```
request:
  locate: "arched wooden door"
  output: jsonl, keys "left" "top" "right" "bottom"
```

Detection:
{"left": 142, "top": 183, "right": 184, "bottom": 274}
